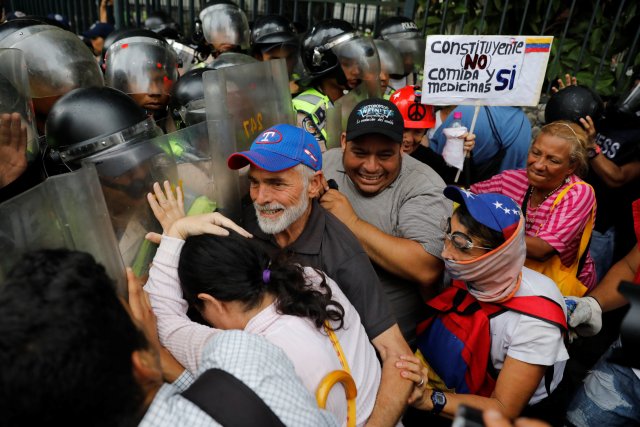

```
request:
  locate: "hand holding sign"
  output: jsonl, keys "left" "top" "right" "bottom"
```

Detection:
{"left": 422, "top": 35, "right": 553, "bottom": 106}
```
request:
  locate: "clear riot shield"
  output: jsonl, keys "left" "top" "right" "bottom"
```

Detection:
{"left": 0, "top": 167, "right": 125, "bottom": 295}
{"left": 149, "top": 119, "right": 239, "bottom": 220}
{"left": 0, "top": 25, "right": 104, "bottom": 113}
{"left": 326, "top": 82, "right": 375, "bottom": 149}
{"left": 82, "top": 138, "right": 178, "bottom": 278}
{"left": 203, "top": 58, "right": 294, "bottom": 211}
{"left": 387, "top": 38, "right": 426, "bottom": 84}
{"left": 0, "top": 48, "right": 38, "bottom": 160}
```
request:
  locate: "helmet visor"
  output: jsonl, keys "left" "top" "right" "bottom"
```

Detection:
{"left": 105, "top": 37, "right": 178, "bottom": 96}
{"left": 60, "top": 117, "right": 163, "bottom": 164}
{"left": 0, "top": 48, "right": 39, "bottom": 159}
{"left": 373, "top": 40, "right": 405, "bottom": 78}
{"left": 333, "top": 36, "right": 381, "bottom": 86}
{"left": 0, "top": 25, "right": 104, "bottom": 99}
{"left": 199, "top": 4, "right": 250, "bottom": 50}
{"left": 617, "top": 83, "right": 640, "bottom": 117}
{"left": 387, "top": 38, "right": 426, "bottom": 76}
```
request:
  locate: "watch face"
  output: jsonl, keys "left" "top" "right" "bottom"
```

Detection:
{"left": 434, "top": 392, "right": 446, "bottom": 405}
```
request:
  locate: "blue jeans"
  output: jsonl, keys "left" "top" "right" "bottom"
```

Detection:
{"left": 566, "top": 339, "right": 640, "bottom": 426}
{"left": 590, "top": 227, "right": 615, "bottom": 282}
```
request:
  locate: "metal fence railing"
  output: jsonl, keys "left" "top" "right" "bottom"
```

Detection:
{"left": 5, "top": 0, "right": 639, "bottom": 99}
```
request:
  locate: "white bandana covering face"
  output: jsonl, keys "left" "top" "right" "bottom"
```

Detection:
{"left": 444, "top": 218, "right": 526, "bottom": 302}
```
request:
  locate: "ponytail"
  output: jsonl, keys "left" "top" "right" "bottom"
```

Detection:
{"left": 268, "top": 256, "right": 345, "bottom": 330}
{"left": 178, "top": 232, "right": 345, "bottom": 330}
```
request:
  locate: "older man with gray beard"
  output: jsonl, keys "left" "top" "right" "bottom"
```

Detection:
{"left": 227, "top": 124, "right": 414, "bottom": 427}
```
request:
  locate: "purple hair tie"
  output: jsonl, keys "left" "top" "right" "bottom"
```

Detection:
{"left": 262, "top": 269, "right": 271, "bottom": 284}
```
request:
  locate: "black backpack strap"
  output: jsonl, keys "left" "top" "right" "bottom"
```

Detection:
{"left": 182, "top": 368, "right": 286, "bottom": 427}
{"left": 544, "top": 364, "right": 554, "bottom": 396}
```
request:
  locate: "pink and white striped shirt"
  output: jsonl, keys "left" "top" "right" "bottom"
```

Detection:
{"left": 471, "top": 169, "right": 597, "bottom": 290}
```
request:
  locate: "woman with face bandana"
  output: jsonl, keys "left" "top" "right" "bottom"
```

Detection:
{"left": 395, "top": 187, "right": 569, "bottom": 421}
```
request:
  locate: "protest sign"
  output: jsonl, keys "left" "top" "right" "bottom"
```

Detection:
{"left": 421, "top": 35, "right": 553, "bottom": 106}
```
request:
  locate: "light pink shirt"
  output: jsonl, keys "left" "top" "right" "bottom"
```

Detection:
{"left": 144, "top": 236, "right": 381, "bottom": 427}
{"left": 471, "top": 169, "right": 597, "bottom": 289}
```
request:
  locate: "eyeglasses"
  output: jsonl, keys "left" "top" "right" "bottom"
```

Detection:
{"left": 440, "top": 217, "right": 493, "bottom": 252}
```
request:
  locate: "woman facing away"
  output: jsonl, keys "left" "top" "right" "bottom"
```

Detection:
{"left": 471, "top": 120, "right": 597, "bottom": 296}
{"left": 397, "top": 187, "right": 569, "bottom": 421}
{"left": 143, "top": 182, "right": 381, "bottom": 427}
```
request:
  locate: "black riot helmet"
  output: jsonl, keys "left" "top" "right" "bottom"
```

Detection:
{"left": 169, "top": 68, "right": 207, "bottom": 129}
{"left": 251, "top": 14, "right": 297, "bottom": 50}
{"left": 301, "top": 19, "right": 355, "bottom": 78}
{"left": 45, "top": 87, "right": 162, "bottom": 170}
{"left": 144, "top": 10, "right": 181, "bottom": 41}
{"left": 301, "top": 19, "right": 380, "bottom": 90}
{"left": 378, "top": 16, "right": 421, "bottom": 39}
{"left": 545, "top": 85, "right": 604, "bottom": 125}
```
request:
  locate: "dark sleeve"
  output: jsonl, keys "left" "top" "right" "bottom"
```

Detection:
{"left": 333, "top": 252, "right": 397, "bottom": 341}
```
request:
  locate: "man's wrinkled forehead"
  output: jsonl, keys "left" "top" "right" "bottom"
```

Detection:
{"left": 248, "top": 163, "right": 301, "bottom": 181}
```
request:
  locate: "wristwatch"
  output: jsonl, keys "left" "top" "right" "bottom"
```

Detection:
{"left": 587, "top": 145, "right": 602, "bottom": 159}
{"left": 430, "top": 390, "right": 447, "bottom": 415}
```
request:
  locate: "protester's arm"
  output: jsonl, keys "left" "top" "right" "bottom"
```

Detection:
{"left": 580, "top": 116, "right": 640, "bottom": 188}
{"left": 589, "top": 244, "right": 640, "bottom": 312}
{"left": 366, "top": 325, "right": 414, "bottom": 427}
{"left": 126, "top": 267, "right": 186, "bottom": 383}
{"left": 0, "top": 113, "right": 28, "bottom": 189}
{"left": 524, "top": 236, "right": 556, "bottom": 261}
{"left": 321, "top": 189, "right": 442, "bottom": 284}
{"left": 398, "top": 355, "right": 546, "bottom": 419}
{"left": 99, "top": 0, "right": 112, "bottom": 23}
{"left": 590, "top": 156, "right": 640, "bottom": 188}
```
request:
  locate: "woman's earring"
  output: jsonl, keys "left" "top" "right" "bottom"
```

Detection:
{"left": 565, "top": 176, "right": 570, "bottom": 184}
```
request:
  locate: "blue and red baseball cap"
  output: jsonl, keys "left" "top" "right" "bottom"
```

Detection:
{"left": 227, "top": 124, "right": 322, "bottom": 172}
{"left": 444, "top": 186, "right": 521, "bottom": 239}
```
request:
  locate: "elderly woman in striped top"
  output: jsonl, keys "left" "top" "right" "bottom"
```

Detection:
{"left": 470, "top": 120, "right": 596, "bottom": 296}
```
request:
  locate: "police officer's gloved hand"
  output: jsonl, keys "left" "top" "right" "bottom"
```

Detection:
{"left": 565, "top": 296, "right": 603, "bottom": 340}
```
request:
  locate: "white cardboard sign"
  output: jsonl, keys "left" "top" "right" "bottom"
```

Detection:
{"left": 421, "top": 35, "right": 553, "bottom": 106}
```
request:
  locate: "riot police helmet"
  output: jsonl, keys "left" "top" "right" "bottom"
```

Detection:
{"left": 45, "top": 87, "right": 161, "bottom": 168}
{"left": 545, "top": 85, "right": 604, "bottom": 124}
{"left": 301, "top": 19, "right": 380, "bottom": 90}
{"left": 199, "top": 0, "right": 250, "bottom": 54}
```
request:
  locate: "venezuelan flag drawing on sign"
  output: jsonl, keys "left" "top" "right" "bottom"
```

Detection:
{"left": 525, "top": 37, "right": 553, "bottom": 53}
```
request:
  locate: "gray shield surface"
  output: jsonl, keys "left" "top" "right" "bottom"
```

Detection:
{"left": 0, "top": 167, "right": 125, "bottom": 295}
{"left": 82, "top": 138, "right": 177, "bottom": 277}
{"left": 203, "top": 58, "right": 294, "bottom": 213}
{"left": 144, "top": 119, "right": 236, "bottom": 219}
{"left": 326, "top": 82, "right": 376, "bottom": 149}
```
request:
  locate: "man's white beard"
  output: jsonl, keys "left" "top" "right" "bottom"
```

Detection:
{"left": 253, "top": 189, "right": 310, "bottom": 235}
